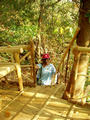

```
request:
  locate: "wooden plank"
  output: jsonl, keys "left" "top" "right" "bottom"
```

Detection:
{"left": 31, "top": 85, "right": 63, "bottom": 120}
{"left": 0, "top": 85, "right": 89, "bottom": 120}
{"left": 0, "top": 91, "right": 23, "bottom": 113}
{"left": 0, "top": 64, "right": 15, "bottom": 78}
{"left": 7, "top": 86, "right": 42, "bottom": 120}
{"left": 64, "top": 104, "right": 74, "bottom": 120}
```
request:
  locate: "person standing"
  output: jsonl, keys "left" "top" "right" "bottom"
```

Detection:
{"left": 36, "top": 53, "right": 57, "bottom": 85}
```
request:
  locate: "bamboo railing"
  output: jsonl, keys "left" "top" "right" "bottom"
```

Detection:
{"left": 72, "top": 45, "right": 90, "bottom": 79}
{"left": 57, "top": 27, "right": 80, "bottom": 73}
{"left": 0, "top": 41, "right": 36, "bottom": 91}
{"left": 57, "top": 27, "right": 80, "bottom": 83}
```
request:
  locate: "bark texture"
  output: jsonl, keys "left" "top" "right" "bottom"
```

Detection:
{"left": 63, "top": 0, "right": 90, "bottom": 103}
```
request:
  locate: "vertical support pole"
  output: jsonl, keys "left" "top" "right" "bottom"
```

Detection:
{"left": 14, "top": 52, "right": 23, "bottom": 91}
{"left": 0, "top": 96, "right": 2, "bottom": 111}
{"left": 29, "top": 41, "right": 36, "bottom": 86}
{"left": 71, "top": 50, "right": 81, "bottom": 98}
{"left": 64, "top": 49, "right": 70, "bottom": 85}
{"left": 10, "top": 53, "right": 16, "bottom": 80}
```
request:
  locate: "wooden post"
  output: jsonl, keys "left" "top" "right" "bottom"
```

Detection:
{"left": 0, "top": 96, "right": 2, "bottom": 111}
{"left": 71, "top": 51, "right": 81, "bottom": 98}
{"left": 14, "top": 52, "right": 23, "bottom": 91}
{"left": 29, "top": 41, "right": 36, "bottom": 86}
{"left": 64, "top": 49, "right": 70, "bottom": 85}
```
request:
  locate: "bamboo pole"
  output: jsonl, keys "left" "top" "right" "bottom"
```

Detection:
{"left": 20, "top": 52, "right": 30, "bottom": 63}
{"left": 0, "top": 45, "right": 29, "bottom": 53}
{"left": 77, "top": 74, "right": 90, "bottom": 77}
{"left": 73, "top": 46, "right": 90, "bottom": 53}
{"left": 64, "top": 49, "right": 70, "bottom": 84}
{"left": 29, "top": 41, "right": 36, "bottom": 86}
{"left": 72, "top": 52, "right": 81, "bottom": 98}
{"left": 14, "top": 53, "right": 23, "bottom": 91}
{"left": 64, "top": 104, "right": 74, "bottom": 120}
{"left": 57, "top": 27, "right": 80, "bottom": 73}
{"left": 0, "top": 47, "right": 23, "bottom": 53}
{"left": 10, "top": 53, "right": 16, "bottom": 80}
{"left": 21, "top": 65, "right": 32, "bottom": 68}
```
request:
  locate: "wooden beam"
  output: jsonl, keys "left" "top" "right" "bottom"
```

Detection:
{"left": 20, "top": 52, "right": 30, "bottom": 63}
{"left": 73, "top": 46, "right": 90, "bottom": 53}
{"left": 0, "top": 45, "right": 29, "bottom": 53}
{"left": 77, "top": 73, "right": 90, "bottom": 77}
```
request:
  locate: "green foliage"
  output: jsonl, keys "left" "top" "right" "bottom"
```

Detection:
{"left": 0, "top": 0, "right": 38, "bottom": 45}
{"left": 0, "top": 0, "right": 78, "bottom": 46}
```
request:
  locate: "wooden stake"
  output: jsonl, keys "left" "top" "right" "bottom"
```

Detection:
{"left": 14, "top": 52, "right": 23, "bottom": 91}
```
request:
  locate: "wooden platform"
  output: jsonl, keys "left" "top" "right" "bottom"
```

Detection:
{"left": 0, "top": 64, "right": 15, "bottom": 78}
{"left": 0, "top": 83, "right": 90, "bottom": 120}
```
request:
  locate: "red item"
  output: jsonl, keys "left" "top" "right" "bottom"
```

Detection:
{"left": 42, "top": 53, "right": 50, "bottom": 59}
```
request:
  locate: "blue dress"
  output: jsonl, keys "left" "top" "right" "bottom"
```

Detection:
{"left": 37, "top": 63, "right": 57, "bottom": 85}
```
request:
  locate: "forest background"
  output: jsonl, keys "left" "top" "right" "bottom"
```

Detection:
{"left": 0, "top": 0, "right": 90, "bottom": 90}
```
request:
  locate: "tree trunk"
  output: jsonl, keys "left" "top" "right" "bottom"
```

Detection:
{"left": 63, "top": 0, "right": 90, "bottom": 104}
